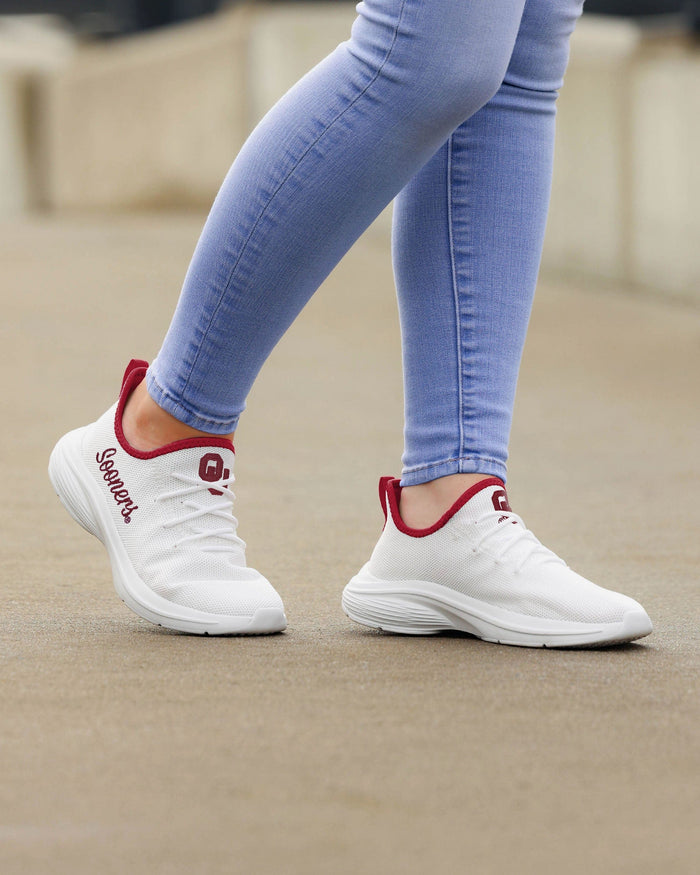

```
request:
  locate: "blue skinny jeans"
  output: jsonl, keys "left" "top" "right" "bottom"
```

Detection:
{"left": 148, "top": 0, "right": 583, "bottom": 485}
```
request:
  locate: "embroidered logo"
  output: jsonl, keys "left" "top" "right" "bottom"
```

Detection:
{"left": 95, "top": 448, "right": 139, "bottom": 523}
{"left": 491, "top": 489, "right": 511, "bottom": 512}
{"left": 199, "top": 453, "right": 230, "bottom": 496}
{"left": 491, "top": 488, "right": 513, "bottom": 524}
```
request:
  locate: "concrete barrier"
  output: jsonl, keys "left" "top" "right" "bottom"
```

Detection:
{"left": 0, "top": 15, "right": 74, "bottom": 216}
{"left": 22, "top": 6, "right": 700, "bottom": 300}
{"left": 544, "top": 18, "right": 642, "bottom": 287}
{"left": 0, "top": 69, "right": 27, "bottom": 216}
{"left": 544, "top": 18, "right": 700, "bottom": 301}
{"left": 41, "top": 6, "right": 252, "bottom": 210}
{"left": 630, "top": 43, "right": 700, "bottom": 298}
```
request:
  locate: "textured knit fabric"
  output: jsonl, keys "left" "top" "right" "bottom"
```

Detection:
{"left": 366, "top": 479, "right": 642, "bottom": 625}
{"left": 73, "top": 366, "right": 284, "bottom": 618}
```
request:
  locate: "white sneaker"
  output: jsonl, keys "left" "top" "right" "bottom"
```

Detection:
{"left": 48, "top": 360, "right": 286, "bottom": 635}
{"left": 343, "top": 477, "right": 652, "bottom": 648}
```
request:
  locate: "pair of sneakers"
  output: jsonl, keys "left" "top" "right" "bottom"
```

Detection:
{"left": 48, "top": 361, "right": 652, "bottom": 647}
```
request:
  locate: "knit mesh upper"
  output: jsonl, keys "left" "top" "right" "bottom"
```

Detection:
{"left": 79, "top": 402, "right": 282, "bottom": 617}
{"left": 367, "top": 481, "right": 637, "bottom": 625}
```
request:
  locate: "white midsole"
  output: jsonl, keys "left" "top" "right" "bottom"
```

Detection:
{"left": 342, "top": 565, "right": 652, "bottom": 648}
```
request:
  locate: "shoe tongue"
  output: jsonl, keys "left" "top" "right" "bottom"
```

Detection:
{"left": 456, "top": 479, "right": 512, "bottom": 523}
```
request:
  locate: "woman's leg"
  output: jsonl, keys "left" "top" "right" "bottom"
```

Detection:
{"left": 394, "top": 0, "right": 584, "bottom": 524}
{"left": 342, "top": 0, "right": 651, "bottom": 646}
{"left": 397, "top": 0, "right": 585, "bottom": 485}
{"left": 51, "top": 0, "right": 536, "bottom": 635}
{"left": 144, "top": 0, "right": 528, "bottom": 437}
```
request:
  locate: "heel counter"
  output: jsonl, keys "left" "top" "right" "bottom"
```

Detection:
{"left": 367, "top": 477, "right": 404, "bottom": 576}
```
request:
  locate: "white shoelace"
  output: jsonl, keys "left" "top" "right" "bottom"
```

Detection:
{"left": 158, "top": 472, "right": 246, "bottom": 554}
{"left": 472, "top": 510, "right": 566, "bottom": 573}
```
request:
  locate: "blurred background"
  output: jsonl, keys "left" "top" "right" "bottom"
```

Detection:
{"left": 1, "top": 9, "right": 698, "bottom": 873}
{"left": 1, "top": 0, "right": 699, "bottom": 300}
{"left": 1, "top": 2, "right": 699, "bottom": 38}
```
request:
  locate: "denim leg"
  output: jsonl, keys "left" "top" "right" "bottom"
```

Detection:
{"left": 397, "top": 0, "right": 584, "bottom": 486}
{"left": 148, "top": 0, "right": 527, "bottom": 432}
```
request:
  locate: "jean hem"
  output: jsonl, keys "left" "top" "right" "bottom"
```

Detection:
{"left": 400, "top": 455, "right": 506, "bottom": 486}
{"left": 146, "top": 370, "right": 241, "bottom": 434}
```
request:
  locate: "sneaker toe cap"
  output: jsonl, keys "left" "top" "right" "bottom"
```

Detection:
{"left": 158, "top": 575, "right": 285, "bottom": 618}
{"left": 515, "top": 567, "right": 649, "bottom": 625}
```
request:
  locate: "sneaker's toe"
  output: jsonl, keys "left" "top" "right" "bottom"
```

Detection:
{"left": 164, "top": 577, "right": 284, "bottom": 616}
{"left": 147, "top": 576, "right": 287, "bottom": 634}
{"left": 620, "top": 606, "right": 653, "bottom": 641}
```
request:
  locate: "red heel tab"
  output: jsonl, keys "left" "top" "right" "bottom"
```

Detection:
{"left": 121, "top": 359, "right": 149, "bottom": 392}
{"left": 378, "top": 476, "right": 395, "bottom": 522}
{"left": 382, "top": 478, "right": 404, "bottom": 527}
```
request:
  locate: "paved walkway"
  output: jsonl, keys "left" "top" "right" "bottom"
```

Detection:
{"left": 1, "top": 214, "right": 698, "bottom": 874}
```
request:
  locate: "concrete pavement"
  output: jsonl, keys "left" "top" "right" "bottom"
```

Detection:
{"left": 0, "top": 213, "right": 698, "bottom": 874}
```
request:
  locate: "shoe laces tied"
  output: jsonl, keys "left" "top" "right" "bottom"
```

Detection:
{"left": 472, "top": 510, "right": 565, "bottom": 573}
{"left": 158, "top": 472, "right": 245, "bottom": 554}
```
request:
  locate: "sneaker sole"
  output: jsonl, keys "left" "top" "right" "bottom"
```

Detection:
{"left": 342, "top": 567, "right": 652, "bottom": 648}
{"left": 49, "top": 428, "right": 287, "bottom": 636}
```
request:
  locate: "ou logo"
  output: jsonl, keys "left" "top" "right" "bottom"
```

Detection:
{"left": 491, "top": 489, "right": 511, "bottom": 513}
{"left": 198, "top": 453, "right": 230, "bottom": 496}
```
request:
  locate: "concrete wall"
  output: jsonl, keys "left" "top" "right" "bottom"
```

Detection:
{"left": 2, "top": 5, "right": 699, "bottom": 300}
{"left": 545, "top": 18, "right": 700, "bottom": 301}
{"left": 34, "top": 3, "right": 354, "bottom": 211}
{"left": 630, "top": 45, "right": 700, "bottom": 297}
{"left": 40, "top": 6, "right": 252, "bottom": 210}
{"left": 545, "top": 19, "right": 641, "bottom": 286}
{"left": 0, "top": 15, "right": 74, "bottom": 215}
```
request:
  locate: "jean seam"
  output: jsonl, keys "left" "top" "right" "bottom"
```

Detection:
{"left": 148, "top": 372, "right": 239, "bottom": 431}
{"left": 178, "top": 0, "right": 410, "bottom": 408}
{"left": 403, "top": 453, "right": 504, "bottom": 474}
{"left": 446, "top": 132, "right": 464, "bottom": 459}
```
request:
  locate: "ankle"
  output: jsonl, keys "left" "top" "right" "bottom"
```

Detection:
{"left": 399, "top": 473, "right": 493, "bottom": 529}
{"left": 122, "top": 380, "right": 234, "bottom": 452}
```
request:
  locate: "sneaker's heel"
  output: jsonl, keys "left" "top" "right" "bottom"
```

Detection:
{"left": 342, "top": 571, "right": 450, "bottom": 635}
{"left": 48, "top": 429, "right": 102, "bottom": 541}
